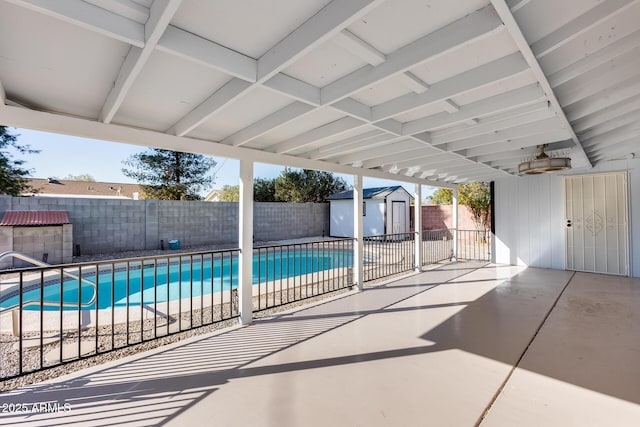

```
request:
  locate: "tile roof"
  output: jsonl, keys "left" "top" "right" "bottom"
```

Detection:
{"left": 25, "top": 178, "right": 144, "bottom": 199}
{"left": 327, "top": 186, "right": 413, "bottom": 201}
{"left": 0, "top": 211, "right": 70, "bottom": 226}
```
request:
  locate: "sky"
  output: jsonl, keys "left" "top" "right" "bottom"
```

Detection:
{"left": 9, "top": 127, "right": 436, "bottom": 199}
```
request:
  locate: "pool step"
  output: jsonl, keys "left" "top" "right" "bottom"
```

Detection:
{"left": 11, "top": 332, "right": 62, "bottom": 351}
{"left": 44, "top": 341, "right": 96, "bottom": 364}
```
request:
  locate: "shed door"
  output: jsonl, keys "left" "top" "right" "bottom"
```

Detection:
{"left": 565, "top": 173, "right": 628, "bottom": 275}
{"left": 392, "top": 201, "right": 406, "bottom": 234}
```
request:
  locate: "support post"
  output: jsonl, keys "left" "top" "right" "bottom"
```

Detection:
{"left": 353, "top": 174, "right": 364, "bottom": 290}
{"left": 414, "top": 184, "right": 422, "bottom": 271}
{"left": 452, "top": 185, "right": 459, "bottom": 261}
{"left": 238, "top": 159, "right": 254, "bottom": 325}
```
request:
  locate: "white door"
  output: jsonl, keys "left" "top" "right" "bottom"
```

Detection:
{"left": 392, "top": 201, "right": 406, "bottom": 234}
{"left": 565, "top": 173, "right": 628, "bottom": 275}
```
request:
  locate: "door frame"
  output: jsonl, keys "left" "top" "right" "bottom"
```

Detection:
{"left": 391, "top": 200, "right": 406, "bottom": 234}
{"left": 563, "top": 171, "right": 631, "bottom": 276}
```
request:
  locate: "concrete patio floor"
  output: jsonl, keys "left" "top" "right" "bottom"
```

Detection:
{"left": 1, "top": 261, "right": 639, "bottom": 426}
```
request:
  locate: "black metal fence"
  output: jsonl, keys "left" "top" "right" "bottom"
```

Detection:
{"left": 253, "top": 239, "right": 354, "bottom": 312}
{"left": 456, "top": 229, "right": 491, "bottom": 261}
{"left": 0, "top": 249, "right": 239, "bottom": 380}
{"left": 421, "top": 228, "right": 454, "bottom": 266}
{"left": 363, "top": 232, "right": 416, "bottom": 282}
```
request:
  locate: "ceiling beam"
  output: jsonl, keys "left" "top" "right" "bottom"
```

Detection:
{"left": 257, "top": 0, "right": 385, "bottom": 81}
{"left": 306, "top": 132, "right": 396, "bottom": 160}
{"left": 6, "top": 0, "right": 145, "bottom": 47}
{"left": 334, "top": 140, "right": 437, "bottom": 164}
{"left": 270, "top": 117, "right": 365, "bottom": 154}
{"left": 100, "top": 0, "right": 182, "bottom": 124}
{"left": 473, "top": 140, "right": 575, "bottom": 162}
{"left": 579, "top": 107, "right": 640, "bottom": 140}
{"left": 321, "top": 5, "right": 503, "bottom": 104}
{"left": 365, "top": 150, "right": 452, "bottom": 170}
{"left": 491, "top": 0, "right": 593, "bottom": 168}
{"left": 371, "top": 52, "right": 528, "bottom": 121}
{"left": 555, "top": 55, "right": 640, "bottom": 107}
{"left": 462, "top": 129, "right": 571, "bottom": 157}
{"left": 547, "top": 30, "right": 640, "bottom": 86}
{"left": 402, "top": 84, "right": 545, "bottom": 135}
{"left": 530, "top": 0, "right": 634, "bottom": 58}
{"left": 398, "top": 72, "right": 430, "bottom": 93}
{"left": 0, "top": 103, "right": 455, "bottom": 188}
{"left": 157, "top": 26, "right": 257, "bottom": 83}
{"left": 572, "top": 93, "right": 640, "bottom": 133}
{"left": 168, "top": 79, "right": 252, "bottom": 136}
{"left": 442, "top": 117, "right": 566, "bottom": 152}
{"left": 222, "top": 102, "right": 316, "bottom": 147}
{"left": 582, "top": 123, "right": 640, "bottom": 149}
{"left": 83, "top": 0, "right": 149, "bottom": 24}
{"left": 564, "top": 79, "right": 640, "bottom": 121}
{"left": 430, "top": 107, "right": 555, "bottom": 146}
{"left": 332, "top": 29, "right": 386, "bottom": 66}
{"left": 0, "top": 79, "right": 5, "bottom": 106}
{"left": 262, "top": 74, "right": 320, "bottom": 105}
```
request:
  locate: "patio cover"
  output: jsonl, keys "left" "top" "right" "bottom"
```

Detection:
{"left": 0, "top": 0, "right": 638, "bottom": 184}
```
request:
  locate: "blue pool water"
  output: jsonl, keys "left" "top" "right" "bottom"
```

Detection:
{"left": 2, "top": 250, "right": 352, "bottom": 311}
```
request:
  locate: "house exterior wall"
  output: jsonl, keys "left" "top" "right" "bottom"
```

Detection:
{"left": 494, "top": 158, "right": 640, "bottom": 277}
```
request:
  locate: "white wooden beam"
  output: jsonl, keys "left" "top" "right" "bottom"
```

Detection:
{"left": 531, "top": 0, "right": 634, "bottom": 58}
{"left": 582, "top": 123, "right": 640, "bottom": 149}
{"left": 579, "top": 107, "right": 640, "bottom": 140}
{"left": 262, "top": 74, "right": 320, "bottom": 105}
{"left": 100, "top": 0, "right": 182, "bottom": 124}
{"left": 168, "top": 79, "right": 252, "bottom": 136}
{"left": 371, "top": 52, "right": 529, "bottom": 121}
{"left": 555, "top": 54, "right": 640, "bottom": 107}
{"left": 0, "top": 104, "right": 455, "bottom": 188}
{"left": 506, "top": 0, "right": 531, "bottom": 13}
{"left": 270, "top": 116, "right": 365, "bottom": 154}
{"left": 402, "top": 84, "right": 545, "bottom": 135}
{"left": 398, "top": 72, "right": 430, "bottom": 94}
{"left": 441, "top": 99, "right": 460, "bottom": 113}
{"left": 430, "top": 106, "right": 555, "bottom": 145}
{"left": 491, "top": 0, "right": 593, "bottom": 167}
{"left": 0, "top": 79, "right": 5, "bottom": 106}
{"left": 572, "top": 94, "right": 640, "bottom": 133}
{"left": 332, "top": 29, "right": 386, "bottom": 66}
{"left": 84, "top": 0, "right": 149, "bottom": 24}
{"left": 222, "top": 102, "right": 316, "bottom": 147}
{"left": 547, "top": 30, "right": 640, "bottom": 86}
{"left": 157, "top": 26, "right": 257, "bottom": 82}
{"left": 462, "top": 129, "right": 571, "bottom": 157}
{"left": 590, "top": 139, "right": 640, "bottom": 160}
{"left": 321, "top": 5, "right": 503, "bottom": 104}
{"left": 442, "top": 117, "right": 565, "bottom": 152}
{"left": 332, "top": 98, "right": 371, "bottom": 121}
{"left": 306, "top": 132, "right": 396, "bottom": 160}
{"left": 238, "top": 159, "right": 254, "bottom": 325}
{"left": 366, "top": 151, "right": 452, "bottom": 170}
{"left": 473, "top": 140, "right": 575, "bottom": 162}
{"left": 6, "top": 0, "right": 145, "bottom": 47}
{"left": 564, "top": 80, "right": 640, "bottom": 121}
{"left": 257, "top": 0, "right": 385, "bottom": 81}
{"left": 334, "top": 140, "right": 434, "bottom": 164}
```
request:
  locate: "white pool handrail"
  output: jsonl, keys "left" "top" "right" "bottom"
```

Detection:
{"left": 0, "top": 251, "right": 97, "bottom": 314}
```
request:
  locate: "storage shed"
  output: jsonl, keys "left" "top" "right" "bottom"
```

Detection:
{"left": 327, "top": 186, "right": 413, "bottom": 238}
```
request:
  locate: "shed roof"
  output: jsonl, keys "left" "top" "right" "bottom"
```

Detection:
{"left": 0, "top": 211, "right": 70, "bottom": 226}
{"left": 327, "top": 186, "right": 413, "bottom": 201}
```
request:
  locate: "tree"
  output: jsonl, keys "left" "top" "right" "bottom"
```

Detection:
{"left": 122, "top": 149, "right": 215, "bottom": 200}
{"left": 0, "top": 126, "right": 39, "bottom": 196}
{"left": 274, "top": 168, "right": 347, "bottom": 203}
{"left": 219, "top": 184, "right": 239, "bottom": 202}
{"left": 254, "top": 177, "right": 276, "bottom": 202}
{"left": 428, "top": 182, "right": 491, "bottom": 231}
{"left": 64, "top": 173, "right": 96, "bottom": 182}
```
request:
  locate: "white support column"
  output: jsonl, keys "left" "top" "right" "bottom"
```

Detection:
{"left": 353, "top": 174, "right": 364, "bottom": 290}
{"left": 414, "top": 184, "right": 422, "bottom": 271}
{"left": 238, "top": 159, "right": 254, "bottom": 325}
{"left": 452, "top": 185, "right": 459, "bottom": 261}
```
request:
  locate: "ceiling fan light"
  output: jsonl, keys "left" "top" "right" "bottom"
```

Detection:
{"left": 518, "top": 145, "right": 572, "bottom": 175}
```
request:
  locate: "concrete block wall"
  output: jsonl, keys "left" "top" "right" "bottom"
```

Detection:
{"left": 0, "top": 196, "right": 331, "bottom": 257}
{"left": 410, "top": 205, "right": 486, "bottom": 231}
{"left": 254, "top": 203, "right": 330, "bottom": 241}
{"left": 11, "top": 226, "right": 69, "bottom": 268}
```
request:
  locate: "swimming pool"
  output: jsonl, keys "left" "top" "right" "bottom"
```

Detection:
{"left": 1, "top": 249, "right": 353, "bottom": 311}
